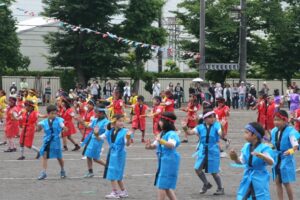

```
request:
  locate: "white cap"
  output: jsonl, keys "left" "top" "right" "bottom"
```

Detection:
{"left": 263, "top": 81, "right": 267, "bottom": 84}
{"left": 241, "top": 81, "right": 244, "bottom": 84}
{"left": 12, "top": 82, "right": 16, "bottom": 84}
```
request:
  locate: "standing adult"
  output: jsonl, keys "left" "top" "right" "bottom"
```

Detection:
{"left": 167, "top": 82, "right": 174, "bottom": 95}
{"left": 261, "top": 81, "right": 269, "bottom": 95}
{"left": 249, "top": 84, "right": 257, "bottom": 98}
{"left": 285, "top": 85, "right": 294, "bottom": 109}
{"left": 195, "top": 83, "right": 203, "bottom": 104}
{"left": 152, "top": 80, "right": 161, "bottom": 97}
{"left": 289, "top": 88, "right": 300, "bottom": 115}
{"left": 214, "top": 83, "right": 223, "bottom": 99}
{"left": 9, "top": 82, "right": 17, "bottom": 95}
{"left": 238, "top": 81, "right": 246, "bottom": 109}
{"left": 208, "top": 83, "right": 216, "bottom": 106}
{"left": 103, "top": 82, "right": 113, "bottom": 98}
{"left": 20, "top": 78, "right": 29, "bottom": 91}
{"left": 90, "top": 80, "right": 99, "bottom": 101}
{"left": 291, "top": 81, "right": 299, "bottom": 90}
{"left": 223, "top": 84, "right": 232, "bottom": 108}
{"left": 123, "top": 82, "right": 131, "bottom": 104}
{"left": 232, "top": 83, "right": 239, "bottom": 109}
{"left": 174, "top": 83, "right": 184, "bottom": 108}
{"left": 44, "top": 81, "right": 51, "bottom": 105}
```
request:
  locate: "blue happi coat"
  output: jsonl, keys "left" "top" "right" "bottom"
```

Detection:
{"left": 194, "top": 121, "right": 221, "bottom": 173}
{"left": 81, "top": 117, "right": 109, "bottom": 160}
{"left": 271, "top": 126, "right": 298, "bottom": 183}
{"left": 103, "top": 128, "right": 128, "bottom": 181}
{"left": 237, "top": 143, "right": 273, "bottom": 200}
{"left": 155, "top": 130, "right": 181, "bottom": 190}
{"left": 39, "top": 117, "right": 64, "bottom": 159}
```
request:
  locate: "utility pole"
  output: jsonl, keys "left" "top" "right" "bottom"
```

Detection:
{"left": 199, "top": 0, "right": 206, "bottom": 80}
{"left": 239, "top": 0, "right": 247, "bottom": 82}
{"left": 158, "top": 10, "right": 163, "bottom": 73}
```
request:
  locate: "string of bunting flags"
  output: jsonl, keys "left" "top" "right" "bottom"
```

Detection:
{"left": 15, "top": 7, "right": 201, "bottom": 58}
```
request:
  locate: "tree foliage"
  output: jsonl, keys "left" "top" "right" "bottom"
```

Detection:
{"left": 42, "top": 0, "right": 127, "bottom": 86}
{"left": 0, "top": 0, "right": 30, "bottom": 74}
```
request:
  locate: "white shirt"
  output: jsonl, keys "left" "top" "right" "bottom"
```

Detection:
{"left": 123, "top": 86, "right": 131, "bottom": 96}
{"left": 152, "top": 83, "right": 161, "bottom": 97}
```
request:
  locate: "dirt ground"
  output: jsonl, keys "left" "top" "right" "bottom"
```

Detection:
{"left": 0, "top": 108, "right": 300, "bottom": 200}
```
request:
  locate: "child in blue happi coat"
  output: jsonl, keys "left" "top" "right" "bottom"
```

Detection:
{"left": 37, "top": 105, "right": 67, "bottom": 180}
{"left": 184, "top": 109, "right": 224, "bottom": 195}
{"left": 80, "top": 104, "right": 109, "bottom": 178}
{"left": 145, "top": 112, "right": 181, "bottom": 200}
{"left": 230, "top": 122, "right": 274, "bottom": 200}
{"left": 271, "top": 110, "right": 298, "bottom": 200}
{"left": 96, "top": 114, "right": 131, "bottom": 199}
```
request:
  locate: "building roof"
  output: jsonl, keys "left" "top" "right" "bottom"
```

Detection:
{"left": 16, "top": 17, "right": 58, "bottom": 33}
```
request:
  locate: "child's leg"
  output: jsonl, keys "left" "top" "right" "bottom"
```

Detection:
{"left": 93, "top": 158, "right": 106, "bottom": 166}
{"left": 42, "top": 154, "right": 48, "bottom": 171}
{"left": 158, "top": 190, "right": 167, "bottom": 200}
{"left": 62, "top": 136, "right": 67, "bottom": 148}
{"left": 87, "top": 157, "right": 93, "bottom": 172}
{"left": 212, "top": 173, "right": 223, "bottom": 189}
{"left": 165, "top": 189, "right": 177, "bottom": 200}
{"left": 57, "top": 158, "right": 64, "bottom": 171}
{"left": 111, "top": 181, "right": 118, "bottom": 191}
{"left": 31, "top": 145, "right": 39, "bottom": 153}
{"left": 117, "top": 180, "right": 125, "bottom": 191}
{"left": 195, "top": 168, "right": 208, "bottom": 185}
{"left": 67, "top": 135, "right": 77, "bottom": 145}
{"left": 275, "top": 177, "right": 284, "bottom": 200}
{"left": 283, "top": 183, "right": 294, "bottom": 200}
{"left": 20, "top": 145, "right": 25, "bottom": 157}
{"left": 141, "top": 130, "right": 145, "bottom": 140}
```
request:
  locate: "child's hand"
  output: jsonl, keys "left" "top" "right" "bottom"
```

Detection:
{"left": 126, "top": 132, "right": 131, "bottom": 141}
{"left": 229, "top": 149, "right": 238, "bottom": 161}
{"left": 93, "top": 126, "right": 100, "bottom": 134}
{"left": 181, "top": 120, "right": 187, "bottom": 127}
{"left": 145, "top": 139, "right": 151, "bottom": 149}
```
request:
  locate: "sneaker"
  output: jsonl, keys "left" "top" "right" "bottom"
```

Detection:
{"left": 296, "top": 168, "right": 300, "bottom": 174}
{"left": 4, "top": 148, "right": 13, "bottom": 152}
{"left": 225, "top": 139, "right": 231, "bottom": 149}
{"left": 81, "top": 156, "right": 87, "bottom": 160}
{"left": 0, "top": 141, "right": 7, "bottom": 146}
{"left": 141, "top": 138, "right": 145, "bottom": 143}
{"left": 200, "top": 182, "right": 212, "bottom": 194}
{"left": 60, "top": 170, "right": 67, "bottom": 179}
{"left": 11, "top": 148, "right": 17, "bottom": 152}
{"left": 105, "top": 191, "right": 120, "bottom": 199}
{"left": 63, "top": 146, "right": 68, "bottom": 151}
{"left": 119, "top": 190, "right": 128, "bottom": 198}
{"left": 72, "top": 145, "right": 80, "bottom": 151}
{"left": 17, "top": 156, "right": 25, "bottom": 160}
{"left": 213, "top": 188, "right": 225, "bottom": 195}
{"left": 37, "top": 172, "right": 47, "bottom": 180}
{"left": 84, "top": 172, "right": 94, "bottom": 178}
{"left": 220, "top": 152, "right": 227, "bottom": 158}
{"left": 181, "top": 139, "right": 188, "bottom": 143}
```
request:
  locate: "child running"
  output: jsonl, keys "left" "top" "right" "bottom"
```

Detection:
{"left": 98, "top": 114, "right": 131, "bottom": 199}
{"left": 271, "top": 110, "right": 299, "bottom": 200}
{"left": 145, "top": 112, "right": 181, "bottom": 200}
{"left": 180, "top": 94, "right": 200, "bottom": 143}
{"left": 17, "top": 100, "right": 40, "bottom": 160}
{"left": 80, "top": 104, "right": 109, "bottom": 178}
{"left": 230, "top": 122, "right": 274, "bottom": 199}
{"left": 184, "top": 109, "right": 225, "bottom": 195}
{"left": 37, "top": 105, "right": 67, "bottom": 180}
{"left": 149, "top": 96, "right": 164, "bottom": 136}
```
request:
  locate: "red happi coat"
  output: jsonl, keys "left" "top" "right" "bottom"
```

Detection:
{"left": 265, "top": 101, "right": 275, "bottom": 131}
{"left": 112, "top": 99, "right": 124, "bottom": 115}
{"left": 20, "top": 111, "right": 38, "bottom": 148}
{"left": 257, "top": 99, "right": 267, "bottom": 129}
{"left": 295, "top": 108, "right": 300, "bottom": 132}
{"left": 57, "top": 105, "right": 64, "bottom": 117}
{"left": 164, "top": 98, "right": 175, "bottom": 112}
{"left": 78, "top": 101, "right": 88, "bottom": 130}
{"left": 187, "top": 103, "right": 200, "bottom": 128}
{"left": 153, "top": 105, "right": 164, "bottom": 135}
{"left": 5, "top": 106, "right": 19, "bottom": 138}
{"left": 132, "top": 103, "right": 148, "bottom": 131}
{"left": 62, "top": 108, "right": 76, "bottom": 137}
{"left": 214, "top": 105, "right": 230, "bottom": 135}
{"left": 82, "top": 109, "right": 95, "bottom": 138}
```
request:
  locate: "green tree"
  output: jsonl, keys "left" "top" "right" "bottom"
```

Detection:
{"left": 42, "top": 0, "right": 127, "bottom": 86}
{"left": 122, "top": 0, "right": 167, "bottom": 92}
{"left": 0, "top": 0, "right": 30, "bottom": 75}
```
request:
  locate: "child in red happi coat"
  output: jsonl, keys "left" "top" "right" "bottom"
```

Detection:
{"left": 160, "top": 90, "right": 175, "bottom": 113}
{"left": 130, "top": 95, "right": 149, "bottom": 143}
{"left": 214, "top": 97, "right": 231, "bottom": 150}
{"left": 150, "top": 96, "right": 164, "bottom": 136}
{"left": 61, "top": 98, "right": 80, "bottom": 151}
{"left": 265, "top": 95, "right": 276, "bottom": 136}
{"left": 109, "top": 90, "right": 124, "bottom": 115}
{"left": 78, "top": 100, "right": 95, "bottom": 142}
{"left": 4, "top": 97, "right": 20, "bottom": 152}
{"left": 18, "top": 100, "right": 40, "bottom": 160}
{"left": 181, "top": 94, "right": 201, "bottom": 143}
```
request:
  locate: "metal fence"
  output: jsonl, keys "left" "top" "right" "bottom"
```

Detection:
{"left": 1, "top": 76, "right": 60, "bottom": 102}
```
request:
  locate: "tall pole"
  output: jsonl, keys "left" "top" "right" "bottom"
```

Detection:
{"left": 199, "top": 0, "right": 206, "bottom": 80}
{"left": 158, "top": 10, "right": 163, "bottom": 72}
{"left": 239, "top": 0, "right": 247, "bottom": 82}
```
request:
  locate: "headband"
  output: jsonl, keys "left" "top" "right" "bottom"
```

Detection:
{"left": 245, "top": 124, "right": 262, "bottom": 139}
{"left": 275, "top": 113, "right": 288, "bottom": 122}
{"left": 203, "top": 111, "right": 215, "bottom": 119}
{"left": 160, "top": 115, "right": 176, "bottom": 123}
